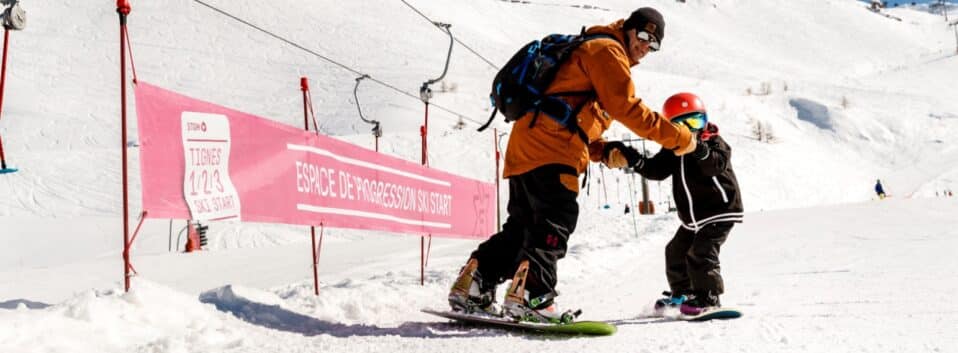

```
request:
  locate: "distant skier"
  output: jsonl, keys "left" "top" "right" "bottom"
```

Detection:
{"left": 595, "top": 92, "right": 743, "bottom": 316}
{"left": 624, "top": 203, "right": 631, "bottom": 214}
{"left": 874, "top": 179, "right": 886, "bottom": 199}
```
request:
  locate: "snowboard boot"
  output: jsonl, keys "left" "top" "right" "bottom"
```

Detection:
{"left": 653, "top": 290, "right": 688, "bottom": 315}
{"left": 502, "top": 260, "right": 580, "bottom": 324}
{"left": 448, "top": 258, "right": 500, "bottom": 316}
{"left": 679, "top": 291, "right": 721, "bottom": 316}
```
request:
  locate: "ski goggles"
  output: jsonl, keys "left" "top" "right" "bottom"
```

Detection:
{"left": 636, "top": 31, "right": 660, "bottom": 52}
{"left": 671, "top": 112, "right": 707, "bottom": 131}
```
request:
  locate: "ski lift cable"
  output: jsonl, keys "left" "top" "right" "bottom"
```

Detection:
{"left": 192, "top": 0, "right": 484, "bottom": 126}
{"left": 398, "top": 0, "right": 499, "bottom": 70}
{"left": 524, "top": 1, "right": 612, "bottom": 12}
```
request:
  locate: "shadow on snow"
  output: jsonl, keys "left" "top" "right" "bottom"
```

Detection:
{"left": 198, "top": 286, "right": 579, "bottom": 340}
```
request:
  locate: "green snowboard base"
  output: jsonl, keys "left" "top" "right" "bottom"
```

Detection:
{"left": 422, "top": 308, "right": 616, "bottom": 336}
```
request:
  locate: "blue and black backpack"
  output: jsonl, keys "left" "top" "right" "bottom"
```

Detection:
{"left": 477, "top": 29, "right": 615, "bottom": 143}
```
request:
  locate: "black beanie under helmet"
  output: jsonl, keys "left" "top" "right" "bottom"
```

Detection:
{"left": 624, "top": 7, "right": 665, "bottom": 44}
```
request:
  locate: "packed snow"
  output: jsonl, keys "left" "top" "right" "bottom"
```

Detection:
{"left": 2, "top": 0, "right": 958, "bottom": 352}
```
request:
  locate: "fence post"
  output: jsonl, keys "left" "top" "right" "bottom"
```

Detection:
{"left": 0, "top": 1, "right": 24, "bottom": 174}
{"left": 301, "top": 77, "right": 324, "bottom": 296}
{"left": 116, "top": 0, "right": 133, "bottom": 292}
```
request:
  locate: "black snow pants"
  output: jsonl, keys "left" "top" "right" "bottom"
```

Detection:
{"left": 471, "top": 164, "right": 579, "bottom": 300}
{"left": 665, "top": 222, "right": 733, "bottom": 295}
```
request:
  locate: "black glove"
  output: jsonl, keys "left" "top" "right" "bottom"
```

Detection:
{"left": 602, "top": 141, "right": 643, "bottom": 169}
{"left": 691, "top": 140, "right": 710, "bottom": 160}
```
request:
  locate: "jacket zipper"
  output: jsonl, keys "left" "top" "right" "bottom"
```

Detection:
{"left": 679, "top": 156, "right": 698, "bottom": 231}
{"left": 712, "top": 176, "right": 729, "bottom": 203}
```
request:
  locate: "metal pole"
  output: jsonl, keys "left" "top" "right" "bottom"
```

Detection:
{"left": 417, "top": 22, "right": 452, "bottom": 287}
{"left": 626, "top": 172, "right": 639, "bottom": 238}
{"left": 953, "top": 23, "right": 958, "bottom": 54}
{"left": 420, "top": 103, "right": 428, "bottom": 286}
{"left": 494, "top": 129, "right": 502, "bottom": 232}
{"left": 640, "top": 140, "right": 651, "bottom": 213}
{"left": 943, "top": 0, "right": 949, "bottom": 22}
{"left": 117, "top": 0, "right": 132, "bottom": 292}
{"left": 641, "top": 175, "right": 650, "bottom": 212}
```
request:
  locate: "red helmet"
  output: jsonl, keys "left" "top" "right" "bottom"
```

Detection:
{"left": 662, "top": 92, "right": 706, "bottom": 120}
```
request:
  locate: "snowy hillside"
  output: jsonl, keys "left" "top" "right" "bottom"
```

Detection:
{"left": 0, "top": 0, "right": 956, "bottom": 216}
{"left": 2, "top": 0, "right": 958, "bottom": 352}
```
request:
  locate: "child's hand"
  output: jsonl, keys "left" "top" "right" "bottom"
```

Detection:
{"left": 699, "top": 122, "right": 719, "bottom": 141}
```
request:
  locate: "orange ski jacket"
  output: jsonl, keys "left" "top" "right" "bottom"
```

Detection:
{"left": 503, "top": 20, "right": 694, "bottom": 184}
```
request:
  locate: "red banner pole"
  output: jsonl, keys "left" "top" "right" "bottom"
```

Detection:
{"left": 317, "top": 224, "right": 325, "bottom": 291}
{"left": 310, "top": 226, "right": 319, "bottom": 295}
{"left": 117, "top": 0, "right": 133, "bottom": 292}
{"left": 0, "top": 29, "right": 10, "bottom": 170}
{"left": 301, "top": 77, "right": 309, "bottom": 130}
{"left": 301, "top": 77, "right": 322, "bottom": 296}
{"left": 422, "top": 104, "right": 428, "bottom": 166}
{"left": 420, "top": 102, "right": 430, "bottom": 285}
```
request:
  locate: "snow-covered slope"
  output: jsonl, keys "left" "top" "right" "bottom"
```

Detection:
{"left": 4, "top": 198, "right": 958, "bottom": 353}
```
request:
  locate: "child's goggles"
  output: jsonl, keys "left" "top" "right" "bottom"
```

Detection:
{"left": 671, "top": 112, "right": 708, "bottom": 131}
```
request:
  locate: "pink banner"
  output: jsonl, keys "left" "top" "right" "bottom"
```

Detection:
{"left": 134, "top": 82, "right": 495, "bottom": 239}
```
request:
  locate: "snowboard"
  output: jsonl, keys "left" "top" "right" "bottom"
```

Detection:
{"left": 677, "top": 307, "right": 743, "bottom": 321}
{"left": 631, "top": 305, "right": 743, "bottom": 323}
{"left": 421, "top": 308, "right": 617, "bottom": 336}
{"left": 0, "top": 167, "right": 17, "bottom": 174}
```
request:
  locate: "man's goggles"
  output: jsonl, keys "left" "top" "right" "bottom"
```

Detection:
{"left": 671, "top": 112, "right": 708, "bottom": 131}
{"left": 636, "top": 31, "right": 660, "bottom": 52}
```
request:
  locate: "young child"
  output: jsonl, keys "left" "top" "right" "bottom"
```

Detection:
{"left": 628, "top": 92, "right": 743, "bottom": 315}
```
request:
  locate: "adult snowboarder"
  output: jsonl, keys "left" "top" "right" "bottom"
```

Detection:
{"left": 448, "top": 7, "right": 697, "bottom": 324}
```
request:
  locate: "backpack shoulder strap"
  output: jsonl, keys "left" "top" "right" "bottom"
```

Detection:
{"left": 546, "top": 32, "right": 617, "bottom": 99}
{"left": 536, "top": 32, "right": 616, "bottom": 143}
{"left": 477, "top": 108, "right": 497, "bottom": 132}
